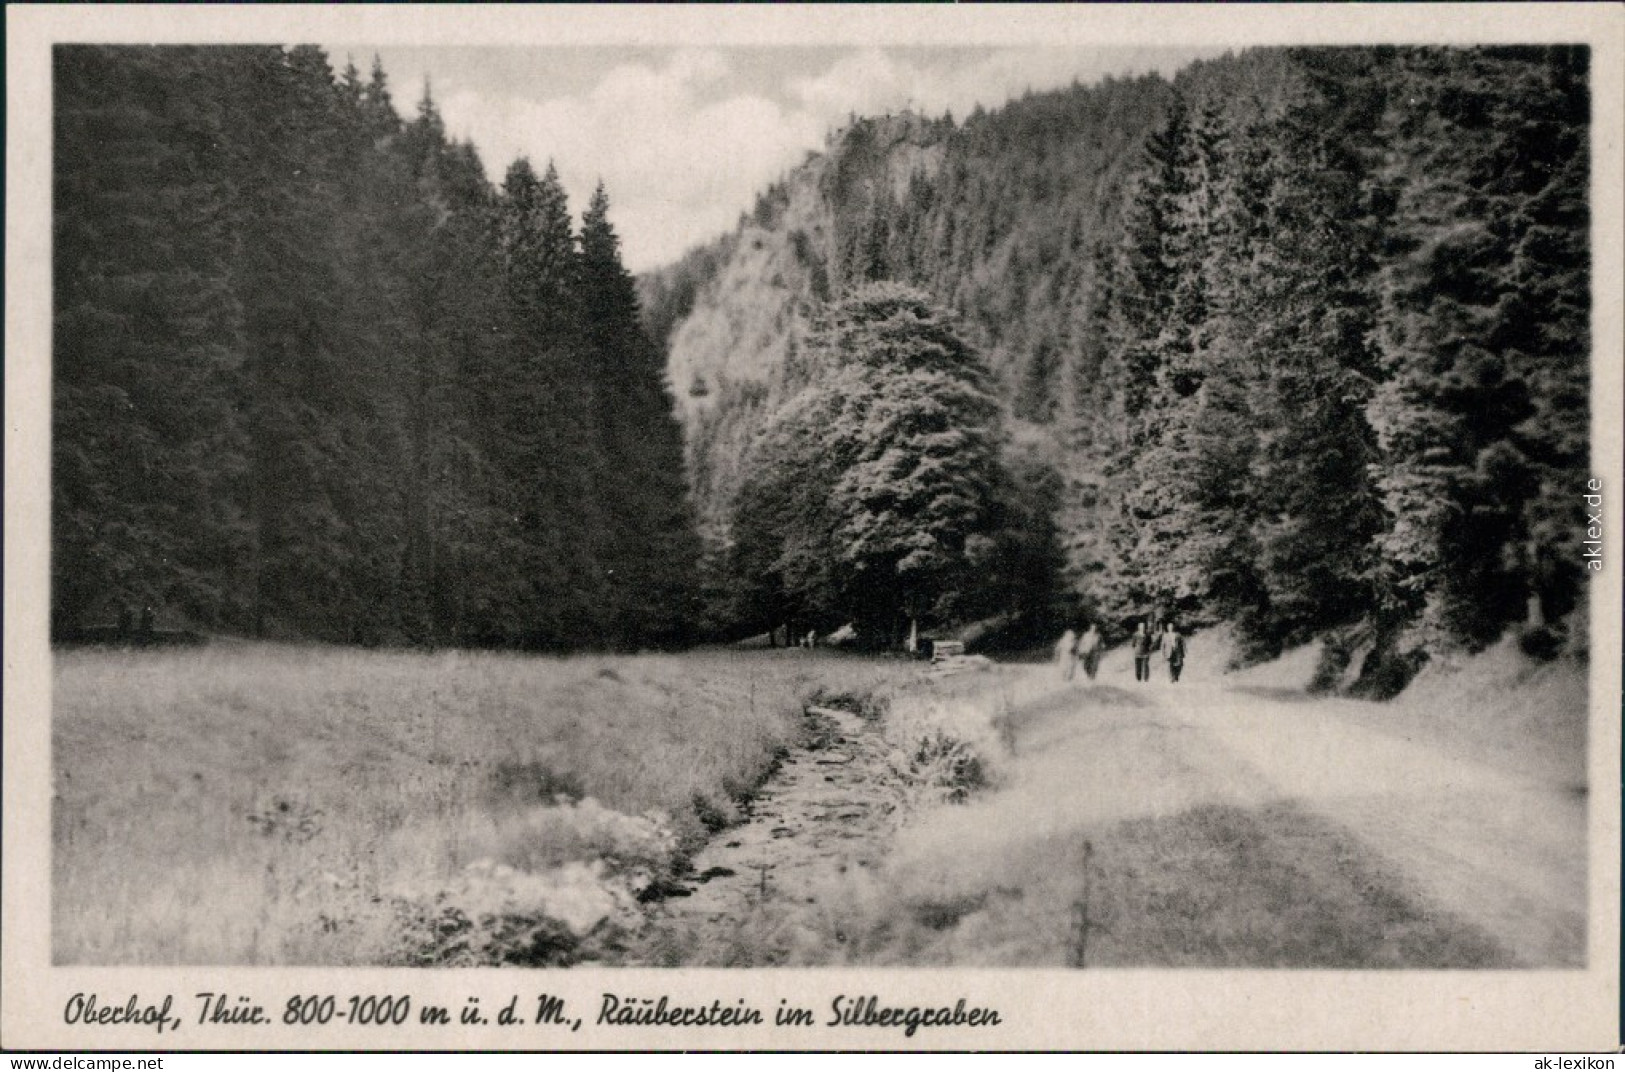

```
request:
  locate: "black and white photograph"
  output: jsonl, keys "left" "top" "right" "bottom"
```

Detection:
{"left": 5, "top": 3, "right": 1622, "bottom": 1054}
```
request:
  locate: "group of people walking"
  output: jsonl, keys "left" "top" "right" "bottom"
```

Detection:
{"left": 1056, "top": 619, "right": 1186, "bottom": 684}
{"left": 1058, "top": 623, "right": 1103, "bottom": 681}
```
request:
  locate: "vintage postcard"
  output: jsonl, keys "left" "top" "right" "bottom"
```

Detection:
{"left": 5, "top": 3, "right": 1622, "bottom": 1053}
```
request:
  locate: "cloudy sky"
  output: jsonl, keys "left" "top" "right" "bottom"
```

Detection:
{"left": 326, "top": 46, "right": 1225, "bottom": 272}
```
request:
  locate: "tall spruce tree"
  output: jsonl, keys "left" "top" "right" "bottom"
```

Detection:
{"left": 1236, "top": 51, "right": 1387, "bottom": 649}
{"left": 53, "top": 46, "right": 253, "bottom": 634}
{"left": 495, "top": 159, "right": 615, "bottom": 645}
{"left": 1365, "top": 46, "right": 1590, "bottom": 649}
{"left": 578, "top": 183, "right": 700, "bottom": 645}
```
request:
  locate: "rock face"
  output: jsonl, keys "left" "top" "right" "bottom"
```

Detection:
{"left": 637, "top": 78, "right": 1179, "bottom": 586}
{"left": 665, "top": 112, "right": 949, "bottom": 426}
{"left": 651, "top": 112, "right": 957, "bottom": 546}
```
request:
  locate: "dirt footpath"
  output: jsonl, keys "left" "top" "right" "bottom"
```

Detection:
{"left": 1055, "top": 648, "right": 1587, "bottom": 967}
{"left": 1178, "top": 682, "right": 1587, "bottom": 966}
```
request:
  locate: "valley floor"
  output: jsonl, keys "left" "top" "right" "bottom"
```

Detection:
{"left": 51, "top": 639, "right": 1587, "bottom": 968}
{"left": 636, "top": 644, "right": 1587, "bottom": 968}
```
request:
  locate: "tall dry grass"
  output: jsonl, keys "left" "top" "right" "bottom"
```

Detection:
{"left": 52, "top": 643, "right": 914, "bottom": 965}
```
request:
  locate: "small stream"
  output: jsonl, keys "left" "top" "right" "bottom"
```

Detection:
{"left": 636, "top": 704, "right": 914, "bottom": 964}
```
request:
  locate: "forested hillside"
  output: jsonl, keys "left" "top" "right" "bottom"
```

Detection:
{"left": 642, "top": 46, "right": 1590, "bottom": 677}
{"left": 53, "top": 46, "right": 698, "bottom": 648}
{"left": 52, "top": 44, "right": 1591, "bottom": 671}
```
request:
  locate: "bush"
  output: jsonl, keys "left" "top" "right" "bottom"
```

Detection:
{"left": 1517, "top": 624, "right": 1563, "bottom": 661}
{"left": 808, "top": 685, "right": 889, "bottom": 721}
{"left": 1348, "top": 644, "right": 1429, "bottom": 700}
{"left": 911, "top": 729, "right": 987, "bottom": 803}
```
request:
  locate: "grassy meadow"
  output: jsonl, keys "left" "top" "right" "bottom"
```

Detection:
{"left": 52, "top": 643, "right": 918, "bottom": 965}
{"left": 53, "top": 634, "right": 1583, "bottom": 968}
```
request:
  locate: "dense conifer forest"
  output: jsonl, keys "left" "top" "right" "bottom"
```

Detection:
{"left": 54, "top": 45, "right": 1591, "bottom": 679}
{"left": 53, "top": 46, "right": 698, "bottom": 647}
{"left": 643, "top": 46, "right": 1590, "bottom": 681}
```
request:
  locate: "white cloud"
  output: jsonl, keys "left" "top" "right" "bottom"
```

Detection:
{"left": 789, "top": 48, "right": 913, "bottom": 120}
{"left": 437, "top": 50, "right": 822, "bottom": 270}
{"left": 422, "top": 47, "right": 1215, "bottom": 271}
{"left": 785, "top": 47, "right": 1190, "bottom": 131}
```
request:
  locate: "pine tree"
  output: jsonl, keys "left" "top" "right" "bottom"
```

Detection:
{"left": 578, "top": 182, "right": 701, "bottom": 645}
{"left": 1219, "top": 50, "right": 1388, "bottom": 649}
{"left": 387, "top": 84, "right": 509, "bottom": 645}
{"left": 229, "top": 44, "right": 407, "bottom": 641}
{"left": 495, "top": 159, "right": 611, "bottom": 645}
{"left": 53, "top": 46, "right": 713, "bottom": 651}
{"left": 52, "top": 46, "right": 253, "bottom": 635}
{"left": 1096, "top": 89, "right": 1205, "bottom": 622}
{"left": 1122, "top": 93, "right": 1230, "bottom": 620}
{"left": 1365, "top": 46, "right": 1590, "bottom": 648}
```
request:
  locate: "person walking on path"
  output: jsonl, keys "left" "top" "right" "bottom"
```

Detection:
{"left": 1131, "top": 621, "right": 1154, "bottom": 683}
{"left": 1078, "top": 623, "right": 1102, "bottom": 681}
{"left": 1162, "top": 623, "right": 1187, "bottom": 683}
{"left": 1056, "top": 628, "right": 1079, "bottom": 681}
